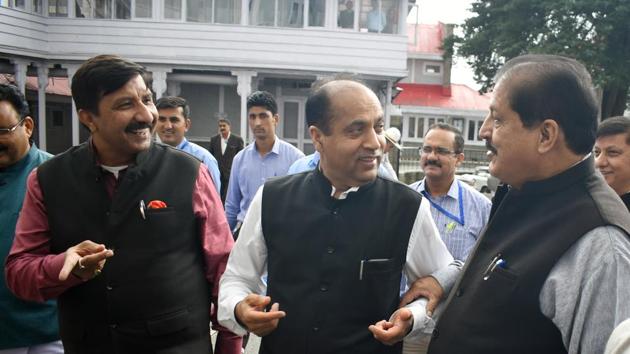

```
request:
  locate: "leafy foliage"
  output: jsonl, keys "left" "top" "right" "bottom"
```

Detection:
{"left": 450, "top": 0, "right": 630, "bottom": 117}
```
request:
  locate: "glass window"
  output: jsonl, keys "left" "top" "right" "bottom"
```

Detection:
{"left": 308, "top": 0, "right": 325, "bottom": 26}
{"left": 337, "top": 0, "right": 354, "bottom": 29}
{"left": 95, "top": 0, "right": 112, "bottom": 18}
{"left": 14, "top": 0, "right": 25, "bottom": 8}
{"left": 383, "top": 0, "right": 398, "bottom": 34}
{"left": 250, "top": 0, "right": 274, "bottom": 26}
{"left": 278, "top": 0, "right": 304, "bottom": 27}
{"left": 164, "top": 0, "right": 181, "bottom": 19}
{"left": 135, "top": 0, "right": 151, "bottom": 18}
{"left": 467, "top": 120, "right": 476, "bottom": 141}
{"left": 31, "top": 0, "right": 42, "bottom": 13}
{"left": 215, "top": 0, "right": 240, "bottom": 24}
{"left": 75, "top": 0, "right": 111, "bottom": 18}
{"left": 115, "top": 0, "right": 130, "bottom": 19}
{"left": 426, "top": 64, "right": 441, "bottom": 74}
{"left": 187, "top": 0, "right": 212, "bottom": 22}
{"left": 408, "top": 117, "right": 415, "bottom": 138}
{"left": 452, "top": 118, "right": 464, "bottom": 133}
{"left": 48, "top": 0, "right": 68, "bottom": 16}
{"left": 416, "top": 117, "right": 424, "bottom": 138}
{"left": 361, "top": 0, "right": 385, "bottom": 33}
{"left": 0, "top": 0, "right": 8, "bottom": 7}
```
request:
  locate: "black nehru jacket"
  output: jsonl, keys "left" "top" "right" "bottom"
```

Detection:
{"left": 622, "top": 192, "right": 630, "bottom": 211}
{"left": 259, "top": 169, "right": 422, "bottom": 354}
{"left": 37, "top": 142, "right": 212, "bottom": 354}
{"left": 428, "top": 157, "right": 630, "bottom": 354}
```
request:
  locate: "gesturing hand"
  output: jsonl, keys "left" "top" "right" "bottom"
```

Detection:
{"left": 235, "top": 294, "right": 286, "bottom": 337}
{"left": 59, "top": 240, "right": 114, "bottom": 281}
{"left": 368, "top": 308, "right": 414, "bottom": 345}
{"left": 399, "top": 276, "right": 444, "bottom": 316}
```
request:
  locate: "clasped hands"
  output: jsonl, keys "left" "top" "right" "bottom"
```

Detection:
{"left": 59, "top": 240, "right": 115, "bottom": 281}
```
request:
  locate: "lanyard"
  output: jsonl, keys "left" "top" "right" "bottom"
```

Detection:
{"left": 420, "top": 181, "right": 465, "bottom": 226}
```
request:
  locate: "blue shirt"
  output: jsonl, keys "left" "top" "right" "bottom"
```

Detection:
{"left": 288, "top": 151, "right": 398, "bottom": 181}
{"left": 176, "top": 138, "right": 221, "bottom": 194}
{"left": 0, "top": 145, "right": 58, "bottom": 348}
{"left": 225, "top": 137, "right": 304, "bottom": 230}
{"left": 367, "top": 9, "right": 386, "bottom": 32}
{"left": 408, "top": 178, "right": 491, "bottom": 261}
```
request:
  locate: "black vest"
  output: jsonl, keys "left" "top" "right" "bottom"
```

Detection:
{"left": 37, "top": 142, "right": 212, "bottom": 354}
{"left": 259, "top": 170, "right": 421, "bottom": 354}
{"left": 429, "top": 157, "right": 630, "bottom": 354}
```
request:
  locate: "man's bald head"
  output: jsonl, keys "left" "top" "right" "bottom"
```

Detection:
{"left": 306, "top": 79, "right": 380, "bottom": 135}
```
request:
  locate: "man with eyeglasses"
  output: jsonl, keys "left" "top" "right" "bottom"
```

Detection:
{"left": 404, "top": 123, "right": 490, "bottom": 353}
{"left": 0, "top": 84, "right": 60, "bottom": 353}
{"left": 409, "top": 123, "right": 491, "bottom": 262}
{"left": 594, "top": 116, "right": 630, "bottom": 210}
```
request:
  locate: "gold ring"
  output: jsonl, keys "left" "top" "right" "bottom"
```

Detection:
{"left": 78, "top": 258, "right": 86, "bottom": 269}
{"left": 93, "top": 269, "right": 101, "bottom": 277}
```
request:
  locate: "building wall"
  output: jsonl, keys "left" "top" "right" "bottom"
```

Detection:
{"left": 0, "top": 6, "right": 408, "bottom": 78}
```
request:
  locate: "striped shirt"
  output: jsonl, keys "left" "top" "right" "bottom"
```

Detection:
{"left": 408, "top": 179, "right": 491, "bottom": 261}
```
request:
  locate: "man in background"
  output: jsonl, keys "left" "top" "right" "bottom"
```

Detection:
{"left": 209, "top": 117, "right": 244, "bottom": 203}
{"left": 225, "top": 91, "right": 304, "bottom": 237}
{"left": 409, "top": 123, "right": 491, "bottom": 262}
{"left": 155, "top": 96, "right": 221, "bottom": 194}
{"left": 0, "top": 83, "right": 60, "bottom": 353}
{"left": 594, "top": 116, "right": 630, "bottom": 210}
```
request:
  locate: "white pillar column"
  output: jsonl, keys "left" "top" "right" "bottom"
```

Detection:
{"left": 66, "top": 64, "right": 80, "bottom": 145}
{"left": 240, "top": 0, "right": 248, "bottom": 25}
{"left": 36, "top": 64, "right": 49, "bottom": 150}
{"left": 385, "top": 80, "right": 393, "bottom": 128}
{"left": 11, "top": 59, "right": 29, "bottom": 94}
{"left": 231, "top": 70, "right": 257, "bottom": 139}
{"left": 399, "top": 0, "right": 409, "bottom": 35}
{"left": 146, "top": 67, "right": 172, "bottom": 99}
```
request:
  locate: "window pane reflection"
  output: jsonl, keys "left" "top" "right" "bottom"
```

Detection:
{"left": 277, "top": 0, "right": 303, "bottom": 27}
{"left": 215, "top": 0, "right": 240, "bottom": 24}
{"left": 115, "top": 0, "right": 130, "bottom": 19}
{"left": 187, "top": 0, "right": 212, "bottom": 22}
{"left": 48, "top": 0, "right": 68, "bottom": 16}
{"left": 164, "top": 0, "right": 181, "bottom": 19}
{"left": 135, "top": 0, "right": 151, "bottom": 18}
{"left": 308, "top": 0, "right": 324, "bottom": 26}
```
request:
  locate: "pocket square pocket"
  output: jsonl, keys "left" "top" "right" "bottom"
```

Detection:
{"left": 359, "top": 258, "right": 398, "bottom": 280}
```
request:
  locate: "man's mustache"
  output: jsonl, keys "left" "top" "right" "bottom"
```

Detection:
{"left": 424, "top": 159, "right": 441, "bottom": 167}
{"left": 0, "top": 144, "right": 7, "bottom": 152}
{"left": 125, "top": 122, "right": 153, "bottom": 133}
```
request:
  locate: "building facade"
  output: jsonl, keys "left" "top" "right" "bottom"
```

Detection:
{"left": 1, "top": 0, "right": 411, "bottom": 154}
{"left": 392, "top": 22, "right": 491, "bottom": 181}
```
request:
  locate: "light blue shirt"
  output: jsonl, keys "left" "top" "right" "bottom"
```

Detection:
{"left": 288, "top": 151, "right": 398, "bottom": 181}
{"left": 176, "top": 138, "right": 221, "bottom": 194}
{"left": 408, "top": 178, "right": 491, "bottom": 261}
{"left": 225, "top": 137, "right": 304, "bottom": 230}
{"left": 367, "top": 9, "right": 386, "bottom": 32}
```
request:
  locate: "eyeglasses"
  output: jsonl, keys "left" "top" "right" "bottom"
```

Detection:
{"left": 419, "top": 145, "right": 458, "bottom": 156}
{"left": 0, "top": 117, "right": 26, "bottom": 136}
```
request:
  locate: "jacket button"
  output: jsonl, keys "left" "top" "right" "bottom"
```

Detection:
{"left": 455, "top": 288, "right": 463, "bottom": 297}
{"left": 106, "top": 285, "right": 113, "bottom": 291}
{"left": 109, "top": 324, "right": 117, "bottom": 329}
{"left": 326, "top": 247, "right": 335, "bottom": 254}
{"left": 312, "top": 327, "right": 319, "bottom": 332}
{"left": 332, "top": 209, "right": 339, "bottom": 215}
{"left": 432, "top": 328, "right": 439, "bottom": 339}
{"left": 320, "top": 285, "right": 328, "bottom": 292}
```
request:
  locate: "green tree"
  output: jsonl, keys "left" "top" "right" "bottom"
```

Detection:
{"left": 446, "top": 0, "right": 630, "bottom": 118}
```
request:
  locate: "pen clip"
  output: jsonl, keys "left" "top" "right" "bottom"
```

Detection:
{"left": 482, "top": 253, "right": 503, "bottom": 281}
{"left": 139, "top": 199, "right": 146, "bottom": 220}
